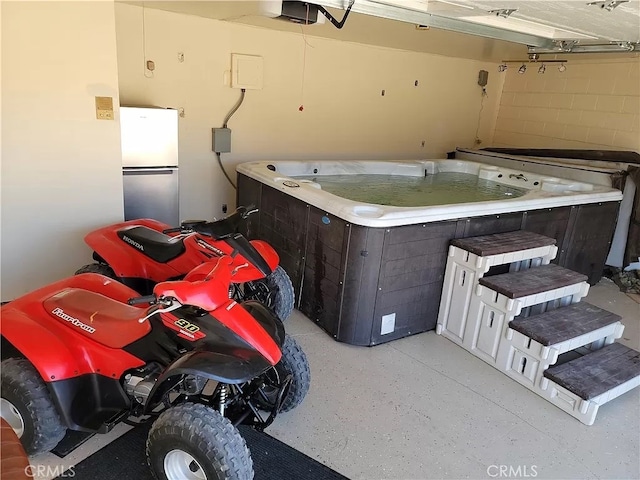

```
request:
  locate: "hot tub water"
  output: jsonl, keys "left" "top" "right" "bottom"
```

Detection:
{"left": 295, "top": 172, "right": 528, "bottom": 207}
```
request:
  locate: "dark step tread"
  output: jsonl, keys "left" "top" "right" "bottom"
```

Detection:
{"left": 478, "top": 264, "right": 587, "bottom": 299}
{"left": 509, "top": 303, "right": 621, "bottom": 346}
{"left": 544, "top": 343, "right": 640, "bottom": 400}
{"left": 451, "top": 230, "right": 556, "bottom": 257}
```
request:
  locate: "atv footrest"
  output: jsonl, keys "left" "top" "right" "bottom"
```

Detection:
{"left": 98, "top": 410, "right": 130, "bottom": 434}
{"left": 52, "top": 430, "right": 95, "bottom": 458}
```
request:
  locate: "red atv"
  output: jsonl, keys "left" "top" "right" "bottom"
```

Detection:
{"left": 1, "top": 255, "right": 310, "bottom": 480}
{"left": 76, "top": 206, "right": 295, "bottom": 321}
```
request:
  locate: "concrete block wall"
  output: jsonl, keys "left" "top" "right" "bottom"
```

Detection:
{"left": 492, "top": 59, "right": 640, "bottom": 151}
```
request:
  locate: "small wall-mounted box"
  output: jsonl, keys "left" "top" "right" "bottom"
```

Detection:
{"left": 231, "top": 54, "right": 263, "bottom": 90}
{"left": 478, "top": 69, "right": 489, "bottom": 87}
{"left": 212, "top": 128, "right": 231, "bottom": 153}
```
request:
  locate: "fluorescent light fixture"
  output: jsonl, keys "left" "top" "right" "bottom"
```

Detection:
{"left": 369, "top": 0, "right": 430, "bottom": 13}
{"left": 426, "top": 0, "right": 475, "bottom": 12}
{"left": 529, "top": 42, "right": 638, "bottom": 54}
{"left": 456, "top": 14, "right": 599, "bottom": 40}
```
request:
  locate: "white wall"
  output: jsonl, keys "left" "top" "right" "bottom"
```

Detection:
{"left": 493, "top": 58, "right": 640, "bottom": 151}
{"left": 1, "top": 1, "right": 123, "bottom": 300}
{"left": 115, "top": 4, "right": 502, "bottom": 221}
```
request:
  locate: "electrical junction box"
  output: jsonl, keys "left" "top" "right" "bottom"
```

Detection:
{"left": 212, "top": 128, "right": 231, "bottom": 153}
{"left": 478, "top": 70, "right": 489, "bottom": 87}
{"left": 231, "top": 54, "right": 263, "bottom": 90}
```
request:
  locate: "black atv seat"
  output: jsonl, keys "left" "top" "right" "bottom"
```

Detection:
{"left": 117, "top": 226, "right": 186, "bottom": 263}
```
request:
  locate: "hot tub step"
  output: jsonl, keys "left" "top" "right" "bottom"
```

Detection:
{"left": 540, "top": 343, "right": 640, "bottom": 425}
{"left": 509, "top": 302, "right": 621, "bottom": 347}
{"left": 437, "top": 231, "right": 558, "bottom": 346}
{"left": 497, "top": 302, "right": 625, "bottom": 390}
{"left": 451, "top": 230, "right": 556, "bottom": 258}
{"left": 478, "top": 264, "right": 588, "bottom": 300}
{"left": 544, "top": 342, "right": 640, "bottom": 400}
{"left": 457, "top": 263, "right": 590, "bottom": 364}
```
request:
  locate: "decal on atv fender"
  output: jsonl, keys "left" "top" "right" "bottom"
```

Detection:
{"left": 51, "top": 307, "right": 96, "bottom": 334}
{"left": 122, "top": 235, "right": 144, "bottom": 251}
{"left": 160, "top": 314, "right": 206, "bottom": 342}
{"left": 175, "top": 318, "right": 200, "bottom": 333}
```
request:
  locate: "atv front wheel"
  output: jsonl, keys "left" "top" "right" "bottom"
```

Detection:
{"left": 75, "top": 262, "right": 117, "bottom": 280}
{"left": 147, "top": 402, "right": 253, "bottom": 480}
{"left": 240, "top": 266, "right": 294, "bottom": 322}
{"left": 257, "top": 335, "right": 310, "bottom": 413}
{"left": 0, "top": 358, "right": 66, "bottom": 455}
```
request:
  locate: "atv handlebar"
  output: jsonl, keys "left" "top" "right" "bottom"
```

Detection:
{"left": 163, "top": 206, "right": 258, "bottom": 237}
{"left": 128, "top": 294, "right": 157, "bottom": 306}
{"left": 240, "top": 205, "right": 258, "bottom": 218}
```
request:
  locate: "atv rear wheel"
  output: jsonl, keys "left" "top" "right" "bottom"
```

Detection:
{"left": 147, "top": 402, "right": 253, "bottom": 480}
{"left": 240, "top": 266, "right": 294, "bottom": 322}
{"left": 256, "top": 335, "right": 310, "bottom": 413}
{"left": 75, "top": 262, "right": 117, "bottom": 280}
{"left": 0, "top": 358, "right": 66, "bottom": 455}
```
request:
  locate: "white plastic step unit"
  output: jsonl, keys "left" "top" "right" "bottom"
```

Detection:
{"left": 437, "top": 230, "right": 558, "bottom": 346}
{"left": 435, "top": 230, "right": 639, "bottom": 425}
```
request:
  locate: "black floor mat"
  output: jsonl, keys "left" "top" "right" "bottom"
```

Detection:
{"left": 56, "top": 423, "right": 349, "bottom": 480}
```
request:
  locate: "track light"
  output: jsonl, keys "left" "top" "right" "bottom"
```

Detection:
{"left": 500, "top": 59, "right": 568, "bottom": 74}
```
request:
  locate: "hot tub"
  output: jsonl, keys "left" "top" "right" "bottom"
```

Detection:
{"left": 236, "top": 159, "right": 623, "bottom": 346}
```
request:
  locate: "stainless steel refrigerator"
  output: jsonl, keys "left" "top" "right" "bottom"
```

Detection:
{"left": 121, "top": 106, "right": 179, "bottom": 226}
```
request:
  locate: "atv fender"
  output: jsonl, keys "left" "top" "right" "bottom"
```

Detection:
{"left": 1, "top": 311, "right": 79, "bottom": 381}
{"left": 0, "top": 274, "right": 147, "bottom": 381}
{"left": 84, "top": 219, "right": 182, "bottom": 282}
{"left": 144, "top": 349, "right": 272, "bottom": 413}
{"left": 249, "top": 240, "right": 279, "bottom": 272}
{"left": 1, "top": 306, "right": 144, "bottom": 382}
{"left": 224, "top": 239, "right": 281, "bottom": 283}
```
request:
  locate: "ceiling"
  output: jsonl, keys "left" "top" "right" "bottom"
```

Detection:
{"left": 347, "top": 0, "right": 640, "bottom": 44}
{"left": 129, "top": 1, "right": 640, "bottom": 61}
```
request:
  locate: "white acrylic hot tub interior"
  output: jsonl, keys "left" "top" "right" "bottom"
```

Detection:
{"left": 236, "top": 159, "right": 623, "bottom": 227}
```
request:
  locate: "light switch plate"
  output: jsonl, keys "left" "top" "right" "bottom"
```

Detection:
{"left": 95, "top": 96, "right": 114, "bottom": 120}
{"left": 231, "top": 54, "right": 263, "bottom": 90}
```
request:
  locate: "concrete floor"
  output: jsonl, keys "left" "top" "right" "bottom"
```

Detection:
{"left": 32, "top": 278, "right": 640, "bottom": 480}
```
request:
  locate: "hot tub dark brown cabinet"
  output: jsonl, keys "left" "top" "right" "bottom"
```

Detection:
{"left": 238, "top": 174, "right": 620, "bottom": 346}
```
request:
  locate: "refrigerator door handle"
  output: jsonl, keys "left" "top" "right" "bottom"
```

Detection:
{"left": 123, "top": 168, "right": 177, "bottom": 175}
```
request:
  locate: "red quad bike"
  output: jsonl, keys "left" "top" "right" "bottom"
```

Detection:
{"left": 76, "top": 206, "right": 295, "bottom": 321}
{"left": 0, "top": 255, "right": 310, "bottom": 480}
